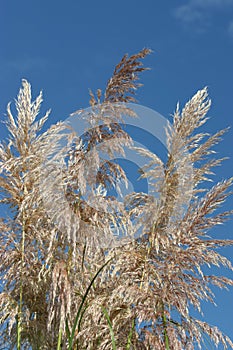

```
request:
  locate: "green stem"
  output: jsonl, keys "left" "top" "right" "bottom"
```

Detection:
{"left": 101, "top": 306, "right": 117, "bottom": 350}
{"left": 57, "top": 328, "right": 63, "bottom": 350}
{"left": 162, "top": 309, "right": 170, "bottom": 350}
{"left": 126, "top": 319, "right": 135, "bottom": 349}
{"left": 68, "top": 258, "right": 112, "bottom": 350}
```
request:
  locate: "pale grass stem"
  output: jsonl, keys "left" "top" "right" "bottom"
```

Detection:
{"left": 17, "top": 184, "right": 27, "bottom": 350}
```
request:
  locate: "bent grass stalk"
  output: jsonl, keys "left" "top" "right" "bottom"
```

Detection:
{"left": 67, "top": 258, "right": 112, "bottom": 350}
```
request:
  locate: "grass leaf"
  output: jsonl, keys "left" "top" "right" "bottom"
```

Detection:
{"left": 68, "top": 258, "right": 112, "bottom": 349}
{"left": 101, "top": 306, "right": 117, "bottom": 350}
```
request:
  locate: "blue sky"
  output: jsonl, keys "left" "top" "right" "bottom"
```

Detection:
{"left": 1, "top": 0, "right": 233, "bottom": 347}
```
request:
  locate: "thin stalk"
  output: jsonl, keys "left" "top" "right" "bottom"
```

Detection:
{"left": 17, "top": 179, "right": 29, "bottom": 350}
{"left": 56, "top": 328, "right": 62, "bottom": 350}
{"left": 126, "top": 318, "right": 135, "bottom": 350}
{"left": 17, "top": 209, "right": 26, "bottom": 350}
{"left": 65, "top": 319, "right": 70, "bottom": 340}
{"left": 139, "top": 225, "right": 155, "bottom": 290}
{"left": 162, "top": 307, "right": 170, "bottom": 350}
{"left": 139, "top": 255, "right": 148, "bottom": 290}
{"left": 77, "top": 305, "right": 88, "bottom": 333}
{"left": 101, "top": 306, "right": 117, "bottom": 350}
{"left": 81, "top": 242, "right": 87, "bottom": 271}
{"left": 68, "top": 258, "right": 112, "bottom": 350}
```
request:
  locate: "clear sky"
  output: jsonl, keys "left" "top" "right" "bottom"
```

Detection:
{"left": 1, "top": 0, "right": 233, "bottom": 347}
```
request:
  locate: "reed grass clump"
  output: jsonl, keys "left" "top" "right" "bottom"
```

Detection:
{"left": 0, "top": 49, "right": 233, "bottom": 349}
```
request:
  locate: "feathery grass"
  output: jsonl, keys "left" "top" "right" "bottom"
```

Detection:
{"left": 0, "top": 49, "right": 232, "bottom": 349}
